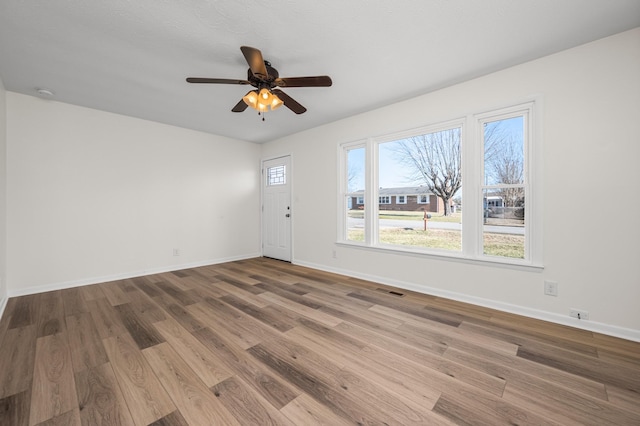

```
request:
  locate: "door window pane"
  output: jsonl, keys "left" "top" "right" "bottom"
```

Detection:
{"left": 267, "top": 165, "right": 286, "bottom": 186}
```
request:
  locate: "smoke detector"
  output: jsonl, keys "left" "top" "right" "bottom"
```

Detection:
{"left": 36, "top": 88, "right": 54, "bottom": 97}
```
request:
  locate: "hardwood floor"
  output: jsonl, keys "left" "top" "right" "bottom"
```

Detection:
{"left": 0, "top": 257, "right": 638, "bottom": 425}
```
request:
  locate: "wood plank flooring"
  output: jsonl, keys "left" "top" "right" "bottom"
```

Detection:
{"left": 0, "top": 257, "right": 639, "bottom": 425}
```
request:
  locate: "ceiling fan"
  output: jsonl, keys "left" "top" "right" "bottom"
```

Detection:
{"left": 187, "top": 46, "right": 332, "bottom": 116}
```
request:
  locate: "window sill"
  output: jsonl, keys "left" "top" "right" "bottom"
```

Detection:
{"left": 336, "top": 241, "right": 544, "bottom": 272}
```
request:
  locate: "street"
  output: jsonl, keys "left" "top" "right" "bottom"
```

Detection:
{"left": 347, "top": 217, "right": 524, "bottom": 235}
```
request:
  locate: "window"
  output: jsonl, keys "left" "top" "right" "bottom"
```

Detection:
{"left": 343, "top": 144, "right": 366, "bottom": 242}
{"left": 267, "top": 165, "right": 286, "bottom": 186}
{"left": 339, "top": 101, "right": 540, "bottom": 267}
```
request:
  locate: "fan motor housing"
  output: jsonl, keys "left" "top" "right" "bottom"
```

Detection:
{"left": 247, "top": 62, "right": 279, "bottom": 86}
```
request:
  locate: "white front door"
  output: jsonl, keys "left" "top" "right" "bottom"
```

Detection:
{"left": 262, "top": 156, "right": 291, "bottom": 261}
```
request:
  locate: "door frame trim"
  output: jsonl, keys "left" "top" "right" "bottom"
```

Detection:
{"left": 261, "top": 153, "right": 293, "bottom": 262}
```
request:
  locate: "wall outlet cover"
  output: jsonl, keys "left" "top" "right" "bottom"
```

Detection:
{"left": 544, "top": 280, "right": 558, "bottom": 296}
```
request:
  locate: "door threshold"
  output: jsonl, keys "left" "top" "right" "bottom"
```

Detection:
{"left": 262, "top": 256, "right": 291, "bottom": 263}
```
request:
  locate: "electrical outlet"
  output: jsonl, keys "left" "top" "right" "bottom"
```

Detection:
{"left": 173, "top": 248, "right": 180, "bottom": 256}
{"left": 332, "top": 250, "right": 337, "bottom": 259}
{"left": 569, "top": 309, "right": 589, "bottom": 320}
{"left": 544, "top": 280, "right": 558, "bottom": 296}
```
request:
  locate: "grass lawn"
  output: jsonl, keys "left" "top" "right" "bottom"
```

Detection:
{"left": 347, "top": 227, "right": 524, "bottom": 258}
{"left": 482, "top": 233, "right": 525, "bottom": 258}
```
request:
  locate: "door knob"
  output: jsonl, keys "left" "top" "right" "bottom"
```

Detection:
{"left": 285, "top": 214, "right": 290, "bottom": 217}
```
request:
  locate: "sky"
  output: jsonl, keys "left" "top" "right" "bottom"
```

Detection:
{"left": 347, "top": 116, "right": 523, "bottom": 192}
{"left": 347, "top": 145, "right": 418, "bottom": 192}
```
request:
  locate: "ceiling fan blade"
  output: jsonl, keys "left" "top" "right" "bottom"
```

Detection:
{"left": 275, "top": 76, "right": 333, "bottom": 88}
{"left": 186, "top": 77, "right": 250, "bottom": 85}
{"left": 232, "top": 97, "right": 249, "bottom": 112}
{"left": 240, "top": 46, "right": 268, "bottom": 79}
{"left": 272, "top": 89, "right": 307, "bottom": 114}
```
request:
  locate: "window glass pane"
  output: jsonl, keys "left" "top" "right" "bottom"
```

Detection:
{"left": 346, "top": 147, "right": 365, "bottom": 242}
{"left": 484, "top": 116, "right": 524, "bottom": 186}
{"left": 346, "top": 197, "right": 364, "bottom": 241}
{"left": 347, "top": 148, "right": 365, "bottom": 193}
{"left": 267, "top": 165, "right": 286, "bottom": 186}
{"left": 377, "top": 128, "right": 462, "bottom": 251}
{"left": 483, "top": 188, "right": 525, "bottom": 258}
{"left": 482, "top": 115, "right": 526, "bottom": 259}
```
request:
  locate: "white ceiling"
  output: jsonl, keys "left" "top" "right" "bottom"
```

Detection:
{"left": 1, "top": 1, "right": 639, "bottom": 144}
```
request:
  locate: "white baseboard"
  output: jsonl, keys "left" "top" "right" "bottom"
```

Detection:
{"left": 7, "top": 252, "right": 261, "bottom": 298}
{"left": 0, "top": 295, "right": 7, "bottom": 322}
{"left": 294, "top": 260, "right": 640, "bottom": 343}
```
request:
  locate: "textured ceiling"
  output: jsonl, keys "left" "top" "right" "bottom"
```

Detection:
{"left": 1, "top": 1, "right": 639, "bottom": 143}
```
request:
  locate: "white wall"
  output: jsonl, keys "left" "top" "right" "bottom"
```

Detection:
{"left": 6, "top": 93, "right": 261, "bottom": 294}
{"left": 0, "top": 75, "right": 7, "bottom": 314}
{"left": 262, "top": 28, "right": 640, "bottom": 340}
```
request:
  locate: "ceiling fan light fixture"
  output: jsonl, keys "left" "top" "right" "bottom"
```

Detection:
{"left": 242, "top": 90, "right": 259, "bottom": 109}
{"left": 258, "top": 88, "right": 273, "bottom": 106}
{"left": 270, "top": 95, "right": 284, "bottom": 111}
{"left": 244, "top": 88, "right": 283, "bottom": 112}
{"left": 257, "top": 102, "right": 268, "bottom": 113}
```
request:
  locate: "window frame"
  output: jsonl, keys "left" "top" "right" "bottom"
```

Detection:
{"left": 396, "top": 195, "right": 407, "bottom": 204}
{"left": 338, "top": 99, "right": 542, "bottom": 269}
{"left": 378, "top": 196, "right": 391, "bottom": 204}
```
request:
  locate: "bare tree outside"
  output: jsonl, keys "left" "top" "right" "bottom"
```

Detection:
{"left": 393, "top": 127, "right": 461, "bottom": 216}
